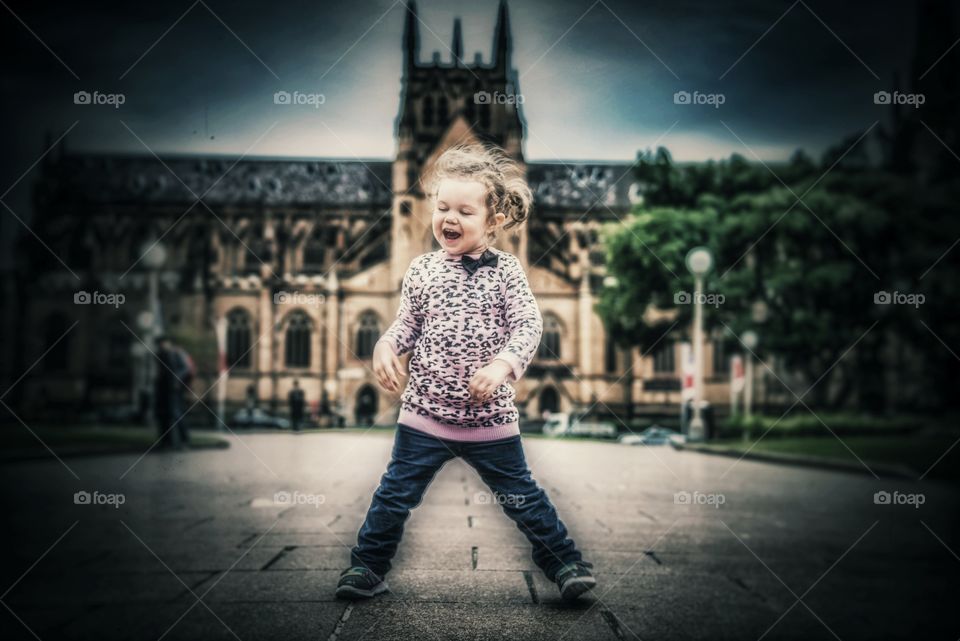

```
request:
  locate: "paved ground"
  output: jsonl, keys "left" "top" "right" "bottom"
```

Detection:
{"left": 1, "top": 429, "right": 957, "bottom": 640}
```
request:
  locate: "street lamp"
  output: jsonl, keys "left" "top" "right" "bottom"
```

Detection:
{"left": 742, "top": 330, "right": 758, "bottom": 420}
{"left": 685, "top": 246, "right": 713, "bottom": 441}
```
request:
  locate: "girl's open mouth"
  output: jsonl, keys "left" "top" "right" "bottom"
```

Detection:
{"left": 443, "top": 229, "right": 461, "bottom": 241}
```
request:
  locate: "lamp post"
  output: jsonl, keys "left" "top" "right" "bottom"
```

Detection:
{"left": 742, "top": 330, "right": 758, "bottom": 420}
{"left": 140, "top": 240, "right": 167, "bottom": 425}
{"left": 685, "top": 246, "right": 713, "bottom": 442}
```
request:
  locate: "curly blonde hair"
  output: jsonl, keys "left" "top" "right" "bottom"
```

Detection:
{"left": 424, "top": 143, "right": 533, "bottom": 242}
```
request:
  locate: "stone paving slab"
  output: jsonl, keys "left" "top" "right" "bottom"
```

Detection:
{"left": 378, "top": 568, "right": 533, "bottom": 604}
{"left": 188, "top": 569, "right": 344, "bottom": 602}
{"left": 338, "top": 602, "right": 614, "bottom": 641}
{"left": 5, "top": 570, "right": 215, "bottom": 606}
{"left": 58, "top": 601, "right": 347, "bottom": 641}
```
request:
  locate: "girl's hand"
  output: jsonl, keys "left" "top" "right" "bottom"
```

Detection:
{"left": 468, "top": 359, "right": 512, "bottom": 402}
{"left": 373, "top": 340, "right": 406, "bottom": 394}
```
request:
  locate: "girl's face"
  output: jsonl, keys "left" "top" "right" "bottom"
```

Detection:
{"left": 433, "top": 178, "right": 506, "bottom": 254}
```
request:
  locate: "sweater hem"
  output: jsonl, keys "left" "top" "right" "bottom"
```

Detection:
{"left": 397, "top": 407, "right": 520, "bottom": 442}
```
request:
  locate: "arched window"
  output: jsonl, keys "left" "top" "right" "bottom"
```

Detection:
{"left": 303, "top": 227, "right": 327, "bottom": 272}
{"left": 284, "top": 311, "right": 311, "bottom": 368}
{"left": 355, "top": 312, "right": 380, "bottom": 359}
{"left": 538, "top": 313, "right": 561, "bottom": 360}
{"left": 653, "top": 342, "right": 675, "bottom": 373}
{"left": 243, "top": 225, "right": 269, "bottom": 276}
{"left": 605, "top": 334, "right": 617, "bottom": 373}
{"left": 226, "top": 308, "right": 252, "bottom": 369}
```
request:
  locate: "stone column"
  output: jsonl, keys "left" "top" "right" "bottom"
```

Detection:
{"left": 325, "top": 270, "right": 341, "bottom": 417}
{"left": 258, "top": 285, "right": 274, "bottom": 407}
{"left": 577, "top": 265, "right": 593, "bottom": 407}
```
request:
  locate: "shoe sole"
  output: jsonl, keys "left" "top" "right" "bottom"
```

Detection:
{"left": 560, "top": 576, "right": 597, "bottom": 600}
{"left": 335, "top": 581, "right": 389, "bottom": 600}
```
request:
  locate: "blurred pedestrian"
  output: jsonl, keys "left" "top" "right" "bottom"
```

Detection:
{"left": 154, "top": 335, "right": 193, "bottom": 450}
{"left": 245, "top": 383, "right": 257, "bottom": 420}
{"left": 288, "top": 379, "right": 306, "bottom": 431}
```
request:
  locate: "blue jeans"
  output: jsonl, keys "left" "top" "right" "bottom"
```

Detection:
{"left": 350, "top": 424, "right": 583, "bottom": 581}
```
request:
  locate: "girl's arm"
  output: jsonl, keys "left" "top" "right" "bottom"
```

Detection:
{"left": 493, "top": 255, "right": 544, "bottom": 382}
{"left": 377, "top": 258, "right": 425, "bottom": 356}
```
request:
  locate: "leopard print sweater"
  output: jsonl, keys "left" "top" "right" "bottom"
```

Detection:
{"left": 377, "top": 247, "right": 543, "bottom": 441}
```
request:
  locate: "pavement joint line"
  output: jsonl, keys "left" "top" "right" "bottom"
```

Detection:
{"left": 595, "top": 519, "right": 613, "bottom": 534}
{"left": 636, "top": 510, "right": 658, "bottom": 523}
{"left": 260, "top": 546, "right": 296, "bottom": 571}
{"left": 522, "top": 570, "right": 540, "bottom": 604}
{"left": 600, "top": 606, "right": 638, "bottom": 641}
{"left": 325, "top": 602, "right": 353, "bottom": 641}
{"left": 168, "top": 570, "right": 220, "bottom": 603}
{"left": 236, "top": 533, "right": 259, "bottom": 548}
{"left": 727, "top": 574, "right": 770, "bottom": 605}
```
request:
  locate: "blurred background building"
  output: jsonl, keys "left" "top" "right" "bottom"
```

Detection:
{"left": 5, "top": 0, "right": 953, "bottom": 428}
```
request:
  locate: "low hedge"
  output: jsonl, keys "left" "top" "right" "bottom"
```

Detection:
{"left": 718, "top": 413, "right": 923, "bottom": 440}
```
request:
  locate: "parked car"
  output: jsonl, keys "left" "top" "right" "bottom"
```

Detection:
{"left": 619, "top": 426, "right": 683, "bottom": 446}
{"left": 543, "top": 413, "right": 618, "bottom": 439}
{"left": 232, "top": 408, "right": 291, "bottom": 430}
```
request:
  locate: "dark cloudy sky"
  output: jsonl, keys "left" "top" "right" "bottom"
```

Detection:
{"left": 0, "top": 0, "right": 939, "bottom": 219}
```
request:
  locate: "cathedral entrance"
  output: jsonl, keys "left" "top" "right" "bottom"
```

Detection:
{"left": 539, "top": 386, "right": 560, "bottom": 416}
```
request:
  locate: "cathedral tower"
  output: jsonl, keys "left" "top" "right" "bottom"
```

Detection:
{"left": 390, "top": 0, "right": 529, "bottom": 284}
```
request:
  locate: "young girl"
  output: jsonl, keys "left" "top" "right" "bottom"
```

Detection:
{"left": 335, "top": 143, "right": 595, "bottom": 601}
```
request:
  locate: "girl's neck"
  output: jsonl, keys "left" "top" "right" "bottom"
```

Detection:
{"left": 444, "top": 243, "right": 488, "bottom": 258}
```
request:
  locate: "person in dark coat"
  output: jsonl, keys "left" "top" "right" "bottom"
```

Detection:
{"left": 245, "top": 383, "right": 258, "bottom": 420}
{"left": 154, "top": 335, "right": 193, "bottom": 449}
{"left": 288, "top": 379, "right": 306, "bottom": 432}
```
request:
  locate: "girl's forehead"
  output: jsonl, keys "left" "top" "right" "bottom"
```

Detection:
{"left": 436, "top": 178, "right": 487, "bottom": 205}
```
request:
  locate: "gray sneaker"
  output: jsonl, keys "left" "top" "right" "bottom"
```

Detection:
{"left": 555, "top": 561, "right": 596, "bottom": 600}
{"left": 335, "top": 566, "right": 389, "bottom": 599}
